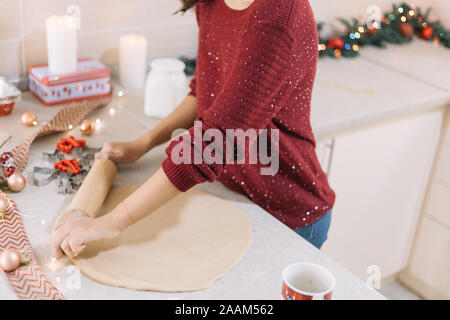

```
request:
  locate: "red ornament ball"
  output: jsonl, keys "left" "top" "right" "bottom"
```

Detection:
{"left": 327, "top": 37, "right": 345, "bottom": 49}
{"left": 399, "top": 23, "right": 414, "bottom": 38}
{"left": 367, "top": 28, "right": 378, "bottom": 36}
{"left": 421, "top": 26, "right": 434, "bottom": 40}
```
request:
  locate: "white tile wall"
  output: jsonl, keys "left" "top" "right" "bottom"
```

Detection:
{"left": 0, "top": 0, "right": 449, "bottom": 77}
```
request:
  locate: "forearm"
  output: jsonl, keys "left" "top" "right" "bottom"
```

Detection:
{"left": 137, "top": 95, "right": 198, "bottom": 152}
{"left": 102, "top": 168, "right": 179, "bottom": 230}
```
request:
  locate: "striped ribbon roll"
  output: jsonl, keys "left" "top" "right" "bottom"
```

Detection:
{"left": 0, "top": 191, "right": 64, "bottom": 300}
{"left": 0, "top": 95, "right": 112, "bottom": 184}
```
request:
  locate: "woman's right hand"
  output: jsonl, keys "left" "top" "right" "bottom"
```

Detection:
{"left": 95, "top": 140, "right": 147, "bottom": 164}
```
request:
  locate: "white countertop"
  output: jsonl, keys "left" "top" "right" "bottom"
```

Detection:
{"left": 0, "top": 93, "right": 384, "bottom": 300}
{"left": 3, "top": 40, "right": 448, "bottom": 300}
{"left": 311, "top": 43, "right": 450, "bottom": 138}
{"left": 362, "top": 40, "right": 450, "bottom": 93}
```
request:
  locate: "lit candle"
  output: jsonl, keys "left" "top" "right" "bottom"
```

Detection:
{"left": 119, "top": 34, "right": 147, "bottom": 88}
{"left": 46, "top": 15, "right": 77, "bottom": 75}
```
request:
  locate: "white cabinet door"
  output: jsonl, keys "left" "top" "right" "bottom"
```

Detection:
{"left": 321, "top": 110, "right": 444, "bottom": 280}
{"left": 402, "top": 216, "right": 450, "bottom": 299}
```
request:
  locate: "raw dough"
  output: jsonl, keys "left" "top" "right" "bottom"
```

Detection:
{"left": 64, "top": 187, "right": 252, "bottom": 292}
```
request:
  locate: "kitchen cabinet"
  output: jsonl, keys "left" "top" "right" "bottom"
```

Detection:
{"left": 399, "top": 109, "right": 450, "bottom": 299}
{"left": 320, "top": 109, "right": 444, "bottom": 281}
{"left": 315, "top": 138, "right": 334, "bottom": 177}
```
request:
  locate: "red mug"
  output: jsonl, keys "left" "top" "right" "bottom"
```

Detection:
{"left": 282, "top": 262, "right": 336, "bottom": 300}
{"left": 0, "top": 102, "right": 14, "bottom": 116}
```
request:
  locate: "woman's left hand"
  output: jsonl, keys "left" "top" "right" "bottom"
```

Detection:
{"left": 51, "top": 210, "right": 121, "bottom": 259}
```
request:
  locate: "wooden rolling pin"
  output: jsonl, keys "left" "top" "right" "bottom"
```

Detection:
{"left": 66, "top": 159, "right": 117, "bottom": 218}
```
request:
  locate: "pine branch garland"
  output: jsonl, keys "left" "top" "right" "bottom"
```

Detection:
{"left": 317, "top": 2, "right": 449, "bottom": 59}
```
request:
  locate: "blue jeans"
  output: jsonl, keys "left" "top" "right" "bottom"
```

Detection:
{"left": 294, "top": 210, "right": 332, "bottom": 249}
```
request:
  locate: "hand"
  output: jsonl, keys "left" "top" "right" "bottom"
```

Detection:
{"left": 95, "top": 140, "right": 146, "bottom": 164}
{"left": 51, "top": 210, "right": 121, "bottom": 259}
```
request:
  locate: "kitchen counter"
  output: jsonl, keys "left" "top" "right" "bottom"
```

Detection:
{"left": 311, "top": 56, "right": 449, "bottom": 139}
{"left": 362, "top": 41, "right": 450, "bottom": 93}
{"left": 3, "top": 40, "right": 447, "bottom": 300}
{"left": 0, "top": 92, "right": 385, "bottom": 300}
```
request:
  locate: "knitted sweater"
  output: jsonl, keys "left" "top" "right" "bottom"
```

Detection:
{"left": 162, "top": 0, "right": 335, "bottom": 229}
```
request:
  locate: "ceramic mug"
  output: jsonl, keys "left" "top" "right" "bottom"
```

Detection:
{"left": 282, "top": 262, "right": 336, "bottom": 300}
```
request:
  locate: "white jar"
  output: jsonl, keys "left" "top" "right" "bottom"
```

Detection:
{"left": 144, "top": 58, "right": 189, "bottom": 119}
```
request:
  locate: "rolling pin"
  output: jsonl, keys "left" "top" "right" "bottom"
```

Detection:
{"left": 66, "top": 159, "right": 117, "bottom": 218}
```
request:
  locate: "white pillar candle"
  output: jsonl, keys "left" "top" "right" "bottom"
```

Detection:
{"left": 46, "top": 15, "right": 77, "bottom": 75}
{"left": 119, "top": 34, "right": 148, "bottom": 89}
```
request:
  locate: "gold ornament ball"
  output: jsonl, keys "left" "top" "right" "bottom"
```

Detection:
{"left": 0, "top": 249, "right": 21, "bottom": 272}
{"left": 20, "top": 111, "right": 37, "bottom": 127}
{"left": 80, "top": 119, "right": 95, "bottom": 136}
{"left": 7, "top": 174, "right": 26, "bottom": 192}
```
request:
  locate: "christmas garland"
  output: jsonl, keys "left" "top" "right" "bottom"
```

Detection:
{"left": 180, "top": 2, "right": 449, "bottom": 71}
{"left": 319, "top": 2, "right": 450, "bottom": 59}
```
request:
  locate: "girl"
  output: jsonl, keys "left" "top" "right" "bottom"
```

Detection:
{"left": 51, "top": 0, "right": 335, "bottom": 258}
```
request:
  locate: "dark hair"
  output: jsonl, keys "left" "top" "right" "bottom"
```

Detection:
{"left": 178, "top": 0, "right": 206, "bottom": 13}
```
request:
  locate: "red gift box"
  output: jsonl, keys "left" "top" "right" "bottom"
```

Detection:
{"left": 28, "top": 58, "right": 111, "bottom": 106}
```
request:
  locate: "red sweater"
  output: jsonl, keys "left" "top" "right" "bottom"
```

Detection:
{"left": 162, "top": 0, "right": 335, "bottom": 229}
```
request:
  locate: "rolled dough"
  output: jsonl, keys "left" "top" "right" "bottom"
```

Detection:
{"left": 64, "top": 187, "right": 252, "bottom": 292}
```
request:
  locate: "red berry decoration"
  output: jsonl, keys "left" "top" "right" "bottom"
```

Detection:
{"left": 5, "top": 167, "right": 15, "bottom": 177}
{"left": 328, "top": 37, "right": 345, "bottom": 49}
{"left": 399, "top": 23, "right": 414, "bottom": 38}
{"left": 421, "top": 26, "right": 434, "bottom": 40}
{"left": 0, "top": 152, "right": 11, "bottom": 165}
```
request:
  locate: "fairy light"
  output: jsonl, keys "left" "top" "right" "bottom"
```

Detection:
{"left": 95, "top": 118, "right": 102, "bottom": 131}
{"left": 117, "top": 90, "right": 124, "bottom": 97}
{"left": 109, "top": 108, "right": 116, "bottom": 116}
{"left": 352, "top": 44, "right": 359, "bottom": 51}
{"left": 409, "top": 10, "right": 415, "bottom": 16}
{"left": 401, "top": 16, "right": 407, "bottom": 22}
{"left": 68, "top": 124, "right": 73, "bottom": 130}
{"left": 334, "top": 49, "right": 342, "bottom": 57}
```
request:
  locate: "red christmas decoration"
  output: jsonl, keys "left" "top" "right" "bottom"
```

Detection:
{"left": 327, "top": 37, "right": 345, "bottom": 49}
{"left": 54, "top": 158, "right": 81, "bottom": 176}
{"left": 56, "top": 136, "right": 86, "bottom": 154}
{"left": 399, "top": 23, "right": 414, "bottom": 37}
{"left": 421, "top": 26, "right": 434, "bottom": 40}
{"left": 367, "top": 28, "right": 378, "bottom": 36}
